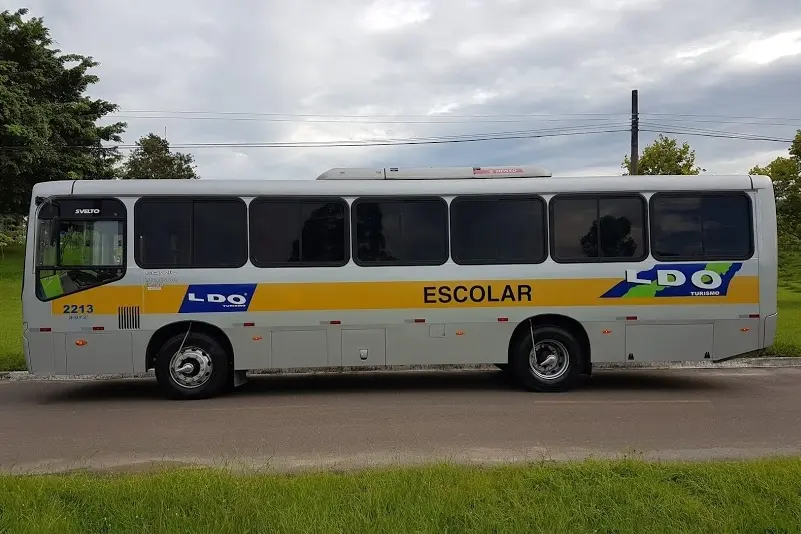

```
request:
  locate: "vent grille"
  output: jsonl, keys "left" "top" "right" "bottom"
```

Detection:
{"left": 118, "top": 306, "right": 141, "bottom": 330}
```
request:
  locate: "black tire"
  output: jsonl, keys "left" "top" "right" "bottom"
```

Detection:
{"left": 509, "top": 323, "right": 583, "bottom": 392}
{"left": 154, "top": 331, "right": 232, "bottom": 400}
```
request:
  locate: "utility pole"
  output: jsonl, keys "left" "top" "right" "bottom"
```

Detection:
{"left": 630, "top": 89, "right": 639, "bottom": 175}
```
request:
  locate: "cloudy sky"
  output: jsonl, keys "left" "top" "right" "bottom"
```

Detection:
{"left": 6, "top": 0, "right": 801, "bottom": 179}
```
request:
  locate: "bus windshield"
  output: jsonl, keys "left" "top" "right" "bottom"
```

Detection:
{"left": 35, "top": 201, "right": 125, "bottom": 301}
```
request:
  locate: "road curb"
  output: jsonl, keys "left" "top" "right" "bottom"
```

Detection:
{"left": 1, "top": 357, "right": 799, "bottom": 382}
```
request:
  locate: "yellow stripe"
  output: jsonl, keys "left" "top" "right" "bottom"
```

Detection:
{"left": 50, "top": 276, "right": 760, "bottom": 315}
{"left": 249, "top": 277, "right": 759, "bottom": 311}
{"left": 143, "top": 285, "right": 189, "bottom": 314}
{"left": 50, "top": 285, "right": 143, "bottom": 315}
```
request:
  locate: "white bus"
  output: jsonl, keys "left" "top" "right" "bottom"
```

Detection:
{"left": 21, "top": 166, "right": 778, "bottom": 400}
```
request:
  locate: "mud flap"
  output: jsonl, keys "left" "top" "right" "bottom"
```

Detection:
{"left": 233, "top": 370, "right": 248, "bottom": 388}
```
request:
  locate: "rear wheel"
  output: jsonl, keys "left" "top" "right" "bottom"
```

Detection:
{"left": 154, "top": 331, "right": 232, "bottom": 400}
{"left": 509, "top": 323, "right": 583, "bottom": 392}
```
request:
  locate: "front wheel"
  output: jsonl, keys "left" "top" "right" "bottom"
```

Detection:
{"left": 509, "top": 323, "right": 583, "bottom": 392}
{"left": 155, "top": 331, "right": 232, "bottom": 400}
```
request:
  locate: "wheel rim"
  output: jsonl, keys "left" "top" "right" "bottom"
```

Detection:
{"left": 169, "top": 346, "right": 213, "bottom": 389}
{"left": 528, "top": 339, "right": 570, "bottom": 380}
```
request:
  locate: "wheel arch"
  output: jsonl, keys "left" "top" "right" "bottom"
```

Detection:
{"left": 145, "top": 320, "right": 235, "bottom": 371}
{"left": 507, "top": 314, "right": 592, "bottom": 374}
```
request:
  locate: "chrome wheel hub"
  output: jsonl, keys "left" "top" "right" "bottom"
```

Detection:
{"left": 529, "top": 339, "right": 569, "bottom": 380}
{"left": 169, "top": 346, "right": 213, "bottom": 389}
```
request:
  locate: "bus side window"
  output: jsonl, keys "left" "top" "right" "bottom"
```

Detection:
{"left": 550, "top": 194, "right": 647, "bottom": 263}
{"left": 650, "top": 193, "right": 753, "bottom": 261}
{"left": 134, "top": 197, "right": 247, "bottom": 269}
{"left": 352, "top": 197, "right": 448, "bottom": 266}
{"left": 450, "top": 195, "right": 546, "bottom": 265}
{"left": 249, "top": 197, "right": 348, "bottom": 267}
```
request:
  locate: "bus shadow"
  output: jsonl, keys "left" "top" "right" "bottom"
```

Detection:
{"left": 581, "top": 369, "right": 732, "bottom": 392}
{"left": 40, "top": 368, "right": 728, "bottom": 404}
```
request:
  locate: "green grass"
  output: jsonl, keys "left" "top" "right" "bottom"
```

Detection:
{"left": 763, "top": 288, "right": 801, "bottom": 356}
{"left": 1, "top": 458, "right": 800, "bottom": 533}
{"left": 3, "top": 244, "right": 801, "bottom": 371}
{"left": 0, "top": 245, "right": 24, "bottom": 372}
{"left": 768, "top": 247, "right": 801, "bottom": 357}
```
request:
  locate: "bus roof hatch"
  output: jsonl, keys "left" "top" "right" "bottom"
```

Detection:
{"left": 315, "top": 166, "right": 552, "bottom": 180}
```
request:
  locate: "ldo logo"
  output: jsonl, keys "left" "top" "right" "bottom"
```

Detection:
{"left": 625, "top": 268, "right": 723, "bottom": 295}
{"left": 188, "top": 293, "right": 248, "bottom": 305}
{"left": 179, "top": 284, "right": 257, "bottom": 313}
{"left": 600, "top": 262, "right": 742, "bottom": 299}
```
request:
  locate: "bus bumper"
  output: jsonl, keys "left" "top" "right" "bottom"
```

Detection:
{"left": 22, "top": 322, "right": 32, "bottom": 373}
{"left": 763, "top": 312, "right": 778, "bottom": 348}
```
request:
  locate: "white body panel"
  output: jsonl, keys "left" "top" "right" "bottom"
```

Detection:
{"left": 20, "top": 171, "right": 777, "bottom": 379}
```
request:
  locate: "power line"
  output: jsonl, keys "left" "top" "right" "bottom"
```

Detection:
{"left": 0, "top": 123, "right": 792, "bottom": 152}
{"left": 642, "top": 120, "right": 796, "bottom": 140}
{"left": 111, "top": 108, "right": 801, "bottom": 123}
{"left": 115, "top": 109, "right": 630, "bottom": 119}
{"left": 0, "top": 125, "right": 632, "bottom": 151}
{"left": 0, "top": 123, "right": 631, "bottom": 151}
{"left": 4, "top": 92, "right": 798, "bottom": 153}
{"left": 109, "top": 114, "right": 628, "bottom": 124}
{"left": 640, "top": 116, "right": 801, "bottom": 127}
{"left": 640, "top": 124, "right": 793, "bottom": 143}
{"left": 642, "top": 121, "right": 786, "bottom": 138}
{"left": 642, "top": 112, "right": 801, "bottom": 122}
{"left": 350, "top": 122, "right": 632, "bottom": 142}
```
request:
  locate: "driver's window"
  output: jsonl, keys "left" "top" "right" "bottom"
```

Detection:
{"left": 35, "top": 198, "right": 126, "bottom": 301}
{"left": 58, "top": 220, "right": 124, "bottom": 267}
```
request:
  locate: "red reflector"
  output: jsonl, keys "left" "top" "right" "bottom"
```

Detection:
{"left": 626, "top": 316, "right": 637, "bottom": 321}
{"left": 749, "top": 314, "right": 760, "bottom": 319}
{"left": 92, "top": 326, "right": 104, "bottom": 331}
{"left": 39, "top": 327, "right": 51, "bottom": 332}
{"left": 497, "top": 317, "right": 509, "bottom": 322}
{"left": 414, "top": 318, "right": 426, "bottom": 323}
{"left": 244, "top": 322, "right": 255, "bottom": 327}
{"left": 329, "top": 320, "right": 341, "bottom": 325}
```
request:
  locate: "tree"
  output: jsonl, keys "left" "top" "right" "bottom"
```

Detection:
{"left": 750, "top": 130, "right": 801, "bottom": 248}
{"left": 121, "top": 133, "right": 199, "bottom": 179}
{"left": 0, "top": 8, "right": 126, "bottom": 215}
{"left": 621, "top": 134, "right": 705, "bottom": 175}
{"left": 791, "top": 129, "right": 801, "bottom": 162}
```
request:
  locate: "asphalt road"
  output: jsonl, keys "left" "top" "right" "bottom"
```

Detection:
{"left": 2, "top": 367, "right": 801, "bottom": 474}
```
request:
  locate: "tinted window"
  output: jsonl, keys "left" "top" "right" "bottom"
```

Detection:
{"left": 551, "top": 195, "right": 646, "bottom": 262}
{"left": 250, "top": 198, "right": 348, "bottom": 266}
{"left": 135, "top": 198, "right": 247, "bottom": 268}
{"left": 650, "top": 193, "right": 752, "bottom": 259}
{"left": 136, "top": 200, "right": 192, "bottom": 267}
{"left": 353, "top": 197, "right": 448, "bottom": 265}
{"left": 193, "top": 199, "right": 248, "bottom": 268}
{"left": 450, "top": 195, "right": 546, "bottom": 264}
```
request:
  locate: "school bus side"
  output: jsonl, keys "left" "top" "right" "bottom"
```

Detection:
{"left": 21, "top": 173, "right": 777, "bottom": 400}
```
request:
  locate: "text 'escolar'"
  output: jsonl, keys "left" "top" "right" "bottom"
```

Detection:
{"left": 423, "top": 284, "right": 532, "bottom": 304}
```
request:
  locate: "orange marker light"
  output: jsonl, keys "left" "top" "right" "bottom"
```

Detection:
{"left": 456, "top": 330, "right": 465, "bottom": 336}
{"left": 75, "top": 339, "right": 87, "bottom": 346}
